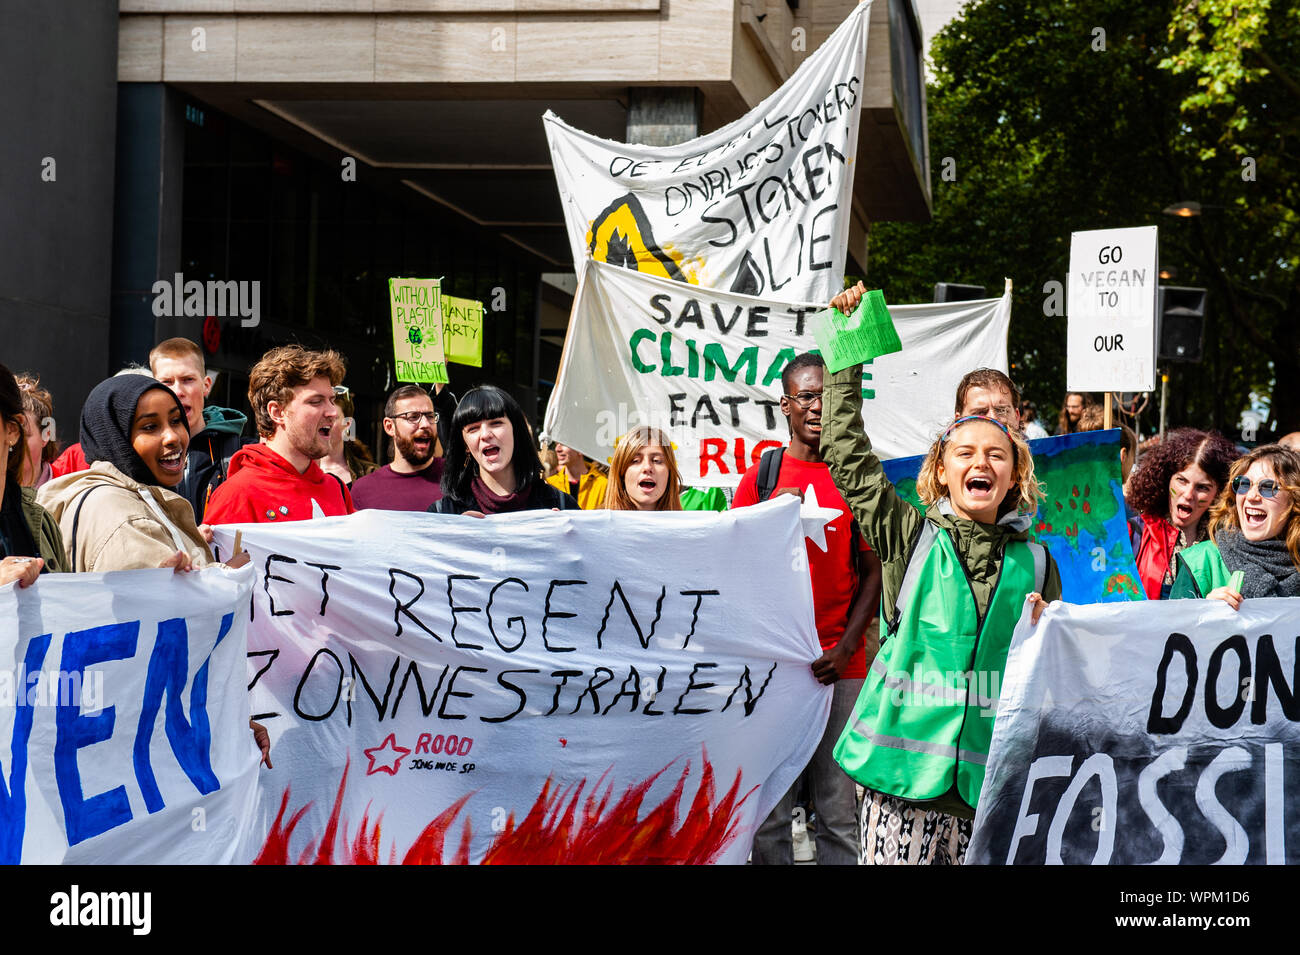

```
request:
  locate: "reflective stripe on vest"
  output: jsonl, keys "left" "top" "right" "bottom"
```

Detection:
{"left": 834, "top": 522, "right": 1039, "bottom": 812}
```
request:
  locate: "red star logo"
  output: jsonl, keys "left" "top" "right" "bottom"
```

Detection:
{"left": 363, "top": 734, "right": 411, "bottom": 776}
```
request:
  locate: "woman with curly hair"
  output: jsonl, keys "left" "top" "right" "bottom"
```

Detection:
{"left": 1126, "top": 427, "right": 1239, "bottom": 600}
{"left": 1171, "top": 445, "right": 1300, "bottom": 604}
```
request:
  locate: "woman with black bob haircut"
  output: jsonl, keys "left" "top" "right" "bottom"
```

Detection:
{"left": 432, "top": 385, "right": 577, "bottom": 515}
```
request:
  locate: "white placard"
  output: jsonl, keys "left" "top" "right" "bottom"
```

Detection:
{"left": 1066, "top": 226, "right": 1158, "bottom": 392}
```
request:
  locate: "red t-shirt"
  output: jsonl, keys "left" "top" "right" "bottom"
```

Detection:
{"left": 732, "top": 452, "right": 869, "bottom": 679}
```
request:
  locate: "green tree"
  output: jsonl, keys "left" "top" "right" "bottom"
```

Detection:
{"left": 865, "top": 0, "right": 1298, "bottom": 436}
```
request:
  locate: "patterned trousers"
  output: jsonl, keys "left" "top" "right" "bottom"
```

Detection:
{"left": 859, "top": 789, "right": 972, "bottom": 865}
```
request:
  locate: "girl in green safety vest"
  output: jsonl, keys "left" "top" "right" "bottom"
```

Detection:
{"left": 1171, "top": 444, "right": 1300, "bottom": 604}
{"left": 820, "top": 324, "right": 1062, "bottom": 863}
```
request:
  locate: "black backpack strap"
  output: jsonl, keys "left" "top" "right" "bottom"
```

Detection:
{"left": 755, "top": 447, "right": 785, "bottom": 501}
{"left": 68, "top": 484, "right": 107, "bottom": 565}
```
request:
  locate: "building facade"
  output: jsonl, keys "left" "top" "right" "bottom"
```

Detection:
{"left": 3, "top": 0, "right": 930, "bottom": 454}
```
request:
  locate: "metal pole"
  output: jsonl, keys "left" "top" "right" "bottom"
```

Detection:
{"left": 1159, "top": 371, "right": 1169, "bottom": 440}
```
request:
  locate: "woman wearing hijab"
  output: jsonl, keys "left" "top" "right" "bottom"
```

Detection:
{"left": 0, "top": 363, "right": 69, "bottom": 587}
{"left": 37, "top": 374, "right": 271, "bottom": 766}
{"left": 38, "top": 374, "right": 218, "bottom": 573}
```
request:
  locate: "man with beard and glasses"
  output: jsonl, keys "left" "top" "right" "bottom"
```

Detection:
{"left": 350, "top": 384, "right": 448, "bottom": 511}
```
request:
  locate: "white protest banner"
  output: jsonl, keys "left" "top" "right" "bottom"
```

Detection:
{"left": 968, "top": 598, "right": 1300, "bottom": 865}
{"left": 1066, "top": 225, "right": 1158, "bottom": 392}
{"left": 212, "top": 499, "right": 827, "bottom": 865}
{"left": 544, "top": 259, "right": 1010, "bottom": 485}
{"left": 0, "top": 566, "right": 260, "bottom": 864}
{"left": 544, "top": 1, "right": 871, "bottom": 304}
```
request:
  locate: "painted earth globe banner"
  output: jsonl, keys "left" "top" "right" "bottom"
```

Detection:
{"left": 211, "top": 500, "right": 827, "bottom": 865}
{"left": 0, "top": 566, "right": 260, "bottom": 864}
{"left": 881, "top": 429, "right": 1144, "bottom": 604}
{"left": 545, "top": 259, "right": 1010, "bottom": 485}
{"left": 544, "top": 2, "right": 871, "bottom": 305}
{"left": 968, "top": 598, "right": 1300, "bottom": 864}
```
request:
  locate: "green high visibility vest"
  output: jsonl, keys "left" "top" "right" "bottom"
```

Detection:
{"left": 1174, "top": 540, "right": 1231, "bottom": 598}
{"left": 834, "top": 521, "right": 1043, "bottom": 818}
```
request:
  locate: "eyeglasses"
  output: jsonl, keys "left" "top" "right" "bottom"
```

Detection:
{"left": 389, "top": 411, "right": 438, "bottom": 426}
{"left": 1232, "top": 475, "right": 1283, "bottom": 498}
{"left": 783, "top": 391, "right": 824, "bottom": 409}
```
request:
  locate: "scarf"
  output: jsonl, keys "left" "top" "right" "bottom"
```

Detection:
{"left": 1216, "top": 529, "right": 1300, "bottom": 598}
{"left": 470, "top": 475, "right": 540, "bottom": 514}
{"left": 80, "top": 376, "right": 188, "bottom": 486}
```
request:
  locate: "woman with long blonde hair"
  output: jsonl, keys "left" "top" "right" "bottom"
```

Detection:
{"left": 603, "top": 426, "right": 682, "bottom": 511}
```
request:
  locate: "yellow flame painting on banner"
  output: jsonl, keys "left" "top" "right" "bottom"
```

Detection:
{"left": 585, "top": 194, "right": 695, "bottom": 284}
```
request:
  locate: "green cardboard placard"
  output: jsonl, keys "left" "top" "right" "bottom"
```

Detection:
{"left": 389, "top": 277, "right": 449, "bottom": 384}
{"left": 441, "top": 294, "right": 484, "bottom": 368}
{"left": 812, "top": 288, "right": 902, "bottom": 373}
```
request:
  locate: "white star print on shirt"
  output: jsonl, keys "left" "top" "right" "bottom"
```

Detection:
{"left": 799, "top": 482, "right": 842, "bottom": 553}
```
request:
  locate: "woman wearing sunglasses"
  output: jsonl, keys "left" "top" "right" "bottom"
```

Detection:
{"left": 1172, "top": 445, "right": 1300, "bottom": 605}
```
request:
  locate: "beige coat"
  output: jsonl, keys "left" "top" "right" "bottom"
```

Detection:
{"left": 37, "top": 461, "right": 214, "bottom": 572}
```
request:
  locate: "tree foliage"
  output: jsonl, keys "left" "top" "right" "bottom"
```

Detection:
{"left": 865, "top": 0, "right": 1300, "bottom": 437}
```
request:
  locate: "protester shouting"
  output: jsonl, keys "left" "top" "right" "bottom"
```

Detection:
{"left": 546, "top": 442, "right": 609, "bottom": 509}
{"left": 351, "top": 384, "right": 447, "bottom": 511}
{"left": 732, "top": 351, "right": 882, "bottom": 866}
{"left": 0, "top": 364, "right": 68, "bottom": 585}
{"left": 204, "top": 346, "right": 355, "bottom": 524}
{"left": 604, "top": 426, "right": 682, "bottom": 511}
{"left": 1172, "top": 444, "right": 1300, "bottom": 604}
{"left": 1126, "top": 427, "right": 1238, "bottom": 600}
{"left": 432, "top": 385, "right": 576, "bottom": 515}
{"left": 823, "top": 283, "right": 1060, "bottom": 865}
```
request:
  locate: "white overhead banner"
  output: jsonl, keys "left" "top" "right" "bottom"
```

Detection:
{"left": 544, "top": 260, "right": 1011, "bottom": 484}
{"left": 543, "top": 1, "right": 872, "bottom": 304}
{"left": 0, "top": 567, "right": 260, "bottom": 864}
{"left": 968, "top": 598, "right": 1300, "bottom": 865}
{"left": 1066, "top": 225, "right": 1158, "bottom": 392}
{"left": 214, "top": 501, "right": 826, "bottom": 865}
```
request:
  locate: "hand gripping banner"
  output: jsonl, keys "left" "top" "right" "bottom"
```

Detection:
{"left": 214, "top": 499, "right": 827, "bottom": 865}
{"left": 968, "top": 598, "right": 1300, "bottom": 864}
{"left": 544, "top": 1, "right": 872, "bottom": 305}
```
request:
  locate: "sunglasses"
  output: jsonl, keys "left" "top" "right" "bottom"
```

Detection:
{"left": 1232, "top": 475, "right": 1284, "bottom": 498}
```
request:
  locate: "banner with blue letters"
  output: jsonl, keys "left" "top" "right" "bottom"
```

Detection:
{"left": 0, "top": 566, "right": 259, "bottom": 864}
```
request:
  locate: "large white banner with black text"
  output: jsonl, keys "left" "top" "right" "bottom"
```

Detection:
{"left": 215, "top": 500, "right": 826, "bottom": 865}
{"left": 544, "top": 1, "right": 872, "bottom": 304}
{"left": 968, "top": 598, "right": 1300, "bottom": 865}
{"left": 544, "top": 260, "right": 1010, "bottom": 484}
